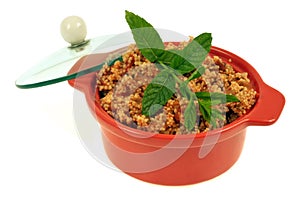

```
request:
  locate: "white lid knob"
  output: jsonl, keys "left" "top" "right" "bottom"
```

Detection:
{"left": 60, "top": 16, "right": 87, "bottom": 46}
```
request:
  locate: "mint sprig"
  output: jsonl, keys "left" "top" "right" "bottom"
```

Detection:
{"left": 125, "top": 10, "right": 239, "bottom": 131}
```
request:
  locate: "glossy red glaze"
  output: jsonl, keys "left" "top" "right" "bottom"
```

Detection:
{"left": 68, "top": 46, "right": 285, "bottom": 185}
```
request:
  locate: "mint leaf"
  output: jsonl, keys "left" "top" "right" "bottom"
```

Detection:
{"left": 148, "top": 104, "right": 163, "bottom": 116}
{"left": 192, "top": 33, "right": 213, "bottom": 55}
{"left": 142, "top": 69, "right": 176, "bottom": 116}
{"left": 170, "top": 33, "right": 212, "bottom": 74}
{"left": 154, "top": 49, "right": 178, "bottom": 66}
{"left": 197, "top": 92, "right": 233, "bottom": 128}
{"left": 210, "top": 109, "right": 226, "bottom": 128}
{"left": 157, "top": 49, "right": 196, "bottom": 74}
{"left": 182, "top": 33, "right": 212, "bottom": 66}
{"left": 198, "top": 100, "right": 222, "bottom": 128}
{"left": 184, "top": 99, "right": 197, "bottom": 131}
{"left": 125, "top": 10, "right": 164, "bottom": 62}
{"left": 178, "top": 81, "right": 197, "bottom": 130}
{"left": 178, "top": 81, "right": 198, "bottom": 130}
{"left": 140, "top": 48, "right": 196, "bottom": 74}
{"left": 223, "top": 94, "right": 240, "bottom": 103}
{"left": 195, "top": 92, "right": 239, "bottom": 104}
{"left": 198, "top": 100, "right": 212, "bottom": 124}
{"left": 212, "top": 109, "right": 225, "bottom": 121}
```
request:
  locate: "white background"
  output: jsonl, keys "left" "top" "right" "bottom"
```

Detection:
{"left": 1, "top": 0, "right": 299, "bottom": 198}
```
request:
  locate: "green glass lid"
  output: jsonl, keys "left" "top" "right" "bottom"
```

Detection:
{"left": 15, "top": 16, "right": 116, "bottom": 89}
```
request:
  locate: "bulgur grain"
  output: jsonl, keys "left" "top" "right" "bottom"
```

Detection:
{"left": 96, "top": 43, "right": 257, "bottom": 134}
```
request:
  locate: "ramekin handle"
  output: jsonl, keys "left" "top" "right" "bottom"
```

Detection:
{"left": 246, "top": 83, "right": 285, "bottom": 126}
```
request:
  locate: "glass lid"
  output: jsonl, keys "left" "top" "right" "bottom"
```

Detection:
{"left": 15, "top": 36, "right": 116, "bottom": 89}
{"left": 15, "top": 16, "right": 117, "bottom": 89}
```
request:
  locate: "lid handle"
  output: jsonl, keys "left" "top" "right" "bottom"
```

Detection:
{"left": 60, "top": 16, "right": 88, "bottom": 48}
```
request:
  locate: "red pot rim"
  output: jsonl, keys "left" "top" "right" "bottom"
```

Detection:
{"left": 68, "top": 46, "right": 285, "bottom": 142}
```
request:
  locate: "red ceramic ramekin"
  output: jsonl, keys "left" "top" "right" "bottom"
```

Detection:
{"left": 68, "top": 46, "right": 285, "bottom": 185}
